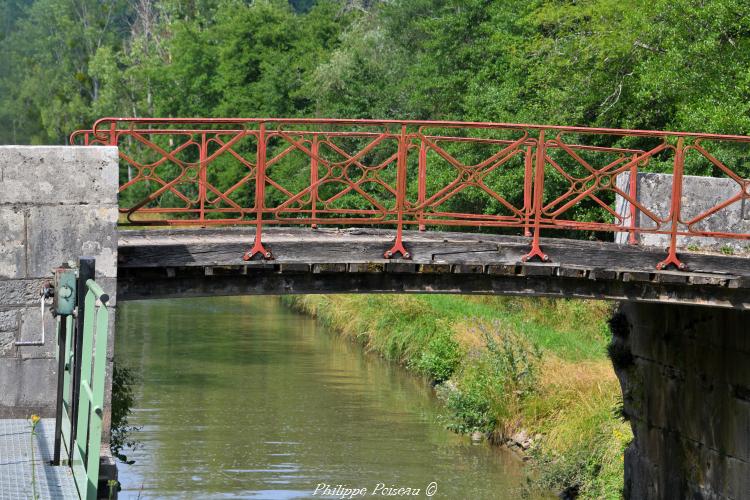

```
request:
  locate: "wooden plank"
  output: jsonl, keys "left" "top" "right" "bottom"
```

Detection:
{"left": 487, "top": 264, "right": 518, "bottom": 276}
{"left": 689, "top": 275, "right": 728, "bottom": 287}
{"left": 589, "top": 268, "right": 618, "bottom": 281}
{"left": 418, "top": 264, "right": 452, "bottom": 274}
{"left": 348, "top": 263, "right": 385, "bottom": 273}
{"left": 279, "top": 263, "right": 310, "bottom": 273}
{"left": 385, "top": 263, "right": 417, "bottom": 273}
{"left": 520, "top": 263, "right": 558, "bottom": 277}
{"left": 312, "top": 263, "right": 347, "bottom": 274}
{"left": 655, "top": 272, "right": 690, "bottom": 285}
{"left": 118, "top": 228, "right": 750, "bottom": 277}
{"left": 115, "top": 228, "right": 750, "bottom": 308}
{"left": 452, "top": 264, "right": 485, "bottom": 274}
{"left": 622, "top": 271, "right": 651, "bottom": 282}
{"left": 116, "top": 269, "right": 750, "bottom": 310}
{"left": 557, "top": 266, "right": 589, "bottom": 279}
{"left": 727, "top": 277, "right": 750, "bottom": 289}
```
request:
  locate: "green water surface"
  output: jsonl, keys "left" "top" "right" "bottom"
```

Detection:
{"left": 116, "top": 296, "right": 539, "bottom": 499}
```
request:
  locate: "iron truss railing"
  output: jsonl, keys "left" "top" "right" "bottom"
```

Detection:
{"left": 71, "top": 118, "right": 750, "bottom": 270}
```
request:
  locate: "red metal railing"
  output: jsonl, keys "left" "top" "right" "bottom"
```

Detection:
{"left": 71, "top": 118, "right": 750, "bottom": 269}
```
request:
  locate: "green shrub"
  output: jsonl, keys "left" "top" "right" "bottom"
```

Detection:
{"left": 410, "top": 330, "right": 462, "bottom": 382}
{"left": 440, "top": 321, "right": 542, "bottom": 436}
{"left": 438, "top": 376, "right": 495, "bottom": 433}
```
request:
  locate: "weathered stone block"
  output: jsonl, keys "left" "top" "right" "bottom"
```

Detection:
{"left": 625, "top": 419, "right": 750, "bottom": 499}
{"left": 0, "top": 146, "right": 118, "bottom": 205}
{"left": 16, "top": 305, "right": 57, "bottom": 359}
{"left": 0, "top": 278, "right": 48, "bottom": 306}
{"left": 0, "top": 207, "right": 26, "bottom": 279}
{"left": 0, "top": 308, "right": 18, "bottom": 332}
{"left": 96, "top": 277, "right": 118, "bottom": 306}
{"left": 0, "top": 330, "right": 15, "bottom": 356}
{"left": 616, "top": 172, "right": 750, "bottom": 251}
{"left": 725, "top": 454, "right": 750, "bottom": 499}
{"left": 0, "top": 308, "right": 18, "bottom": 356}
{"left": 26, "top": 205, "right": 118, "bottom": 278}
{"left": 630, "top": 353, "right": 750, "bottom": 464}
{"left": 615, "top": 302, "right": 750, "bottom": 499}
{"left": 0, "top": 357, "right": 57, "bottom": 417}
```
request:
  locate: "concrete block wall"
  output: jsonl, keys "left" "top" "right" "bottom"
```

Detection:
{"left": 615, "top": 172, "right": 750, "bottom": 252}
{"left": 612, "top": 302, "right": 750, "bottom": 499}
{"left": 0, "top": 146, "right": 118, "bottom": 426}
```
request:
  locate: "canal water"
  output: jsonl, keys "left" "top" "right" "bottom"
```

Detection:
{"left": 116, "top": 296, "right": 540, "bottom": 499}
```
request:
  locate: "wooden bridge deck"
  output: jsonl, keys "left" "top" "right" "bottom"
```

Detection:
{"left": 117, "top": 228, "right": 750, "bottom": 309}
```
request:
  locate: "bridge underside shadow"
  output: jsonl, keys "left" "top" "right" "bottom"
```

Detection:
{"left": 117, "top": 228, "right": 750, "bottom": 308}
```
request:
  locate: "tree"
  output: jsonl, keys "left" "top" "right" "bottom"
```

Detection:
{"left": 0, "top": 0, "right": 133, "bottom": 143}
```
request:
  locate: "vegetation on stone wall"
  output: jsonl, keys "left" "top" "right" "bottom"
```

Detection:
{"left": 110, "top": 361, "right": 140, "bottom": 464}
{"left": 284, "top": 294, "right": 631, "bottom": 498}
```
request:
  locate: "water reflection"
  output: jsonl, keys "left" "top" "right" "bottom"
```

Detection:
{"left": 116, "top": 296, "right": 539, "bottom": 499}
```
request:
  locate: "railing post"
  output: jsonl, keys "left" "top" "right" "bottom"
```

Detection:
{"left": 84, "top": 285, "right": 109, "bottom": 500}
{"left": 418, "top": 139, "right": 426, "bottom": 231}
{"left": 311, "top": 134, "right": 319, "bottom": 229}
{"left": 657, "top": 137, "right": 687, "bottom": 270}
{"left": 53, "top": 315, "right": 67, "bottom": 465}
{"left": 199, "top": 132, "right": 208, "bottom": 225}
{"left": 522, "top": 130, "right": 550, "bottom": 262}
{"left": 70, "top": 257, "right": 95, "bottom": 452}
{"left": 384, "top": 125, "right": 410, "bottom": 259}
{"left": 74, "top": 290, "right": 96, "bottom": 469}
{"left": 628, "top": 154, "right": 639, "bottom": 245}
{"left": 108, "top": 122, "right": 116, "bottom": 146}
{"left": 243, "top": 122, "right": 273, "bottom": 260}
{"left": 60, "top": 315, "right": 73, "bottom": 460}
{"left": 523, "top": 145, "right": 534, "bottom": 237}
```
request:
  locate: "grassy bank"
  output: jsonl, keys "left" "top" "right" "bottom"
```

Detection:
{"left": 284, "top": 294, "right": 631, "bottom": 499}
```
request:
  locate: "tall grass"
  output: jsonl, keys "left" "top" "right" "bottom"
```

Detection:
{"left": 285, "top": 294, "right": 630, "bottom": 499}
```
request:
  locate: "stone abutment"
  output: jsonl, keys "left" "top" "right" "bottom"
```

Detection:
{"left": 612, "top": 302, "right": 750, "bottom": 499}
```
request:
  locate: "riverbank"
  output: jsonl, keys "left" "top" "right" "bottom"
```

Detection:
{"left": 283, "top": 295, "right": 631, "bottom": 499}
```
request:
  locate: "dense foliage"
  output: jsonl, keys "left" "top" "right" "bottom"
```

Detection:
{"left": 2, "top": 0, "right": 749, "bottom": 145}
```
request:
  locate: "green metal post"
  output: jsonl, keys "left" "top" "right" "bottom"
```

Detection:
{"left": 72, "top": 289, "right": 96, "bottom": 496}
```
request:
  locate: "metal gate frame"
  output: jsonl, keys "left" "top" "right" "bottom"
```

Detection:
{"left": 52, "top": 257, "right": 111, "bottom": 500}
